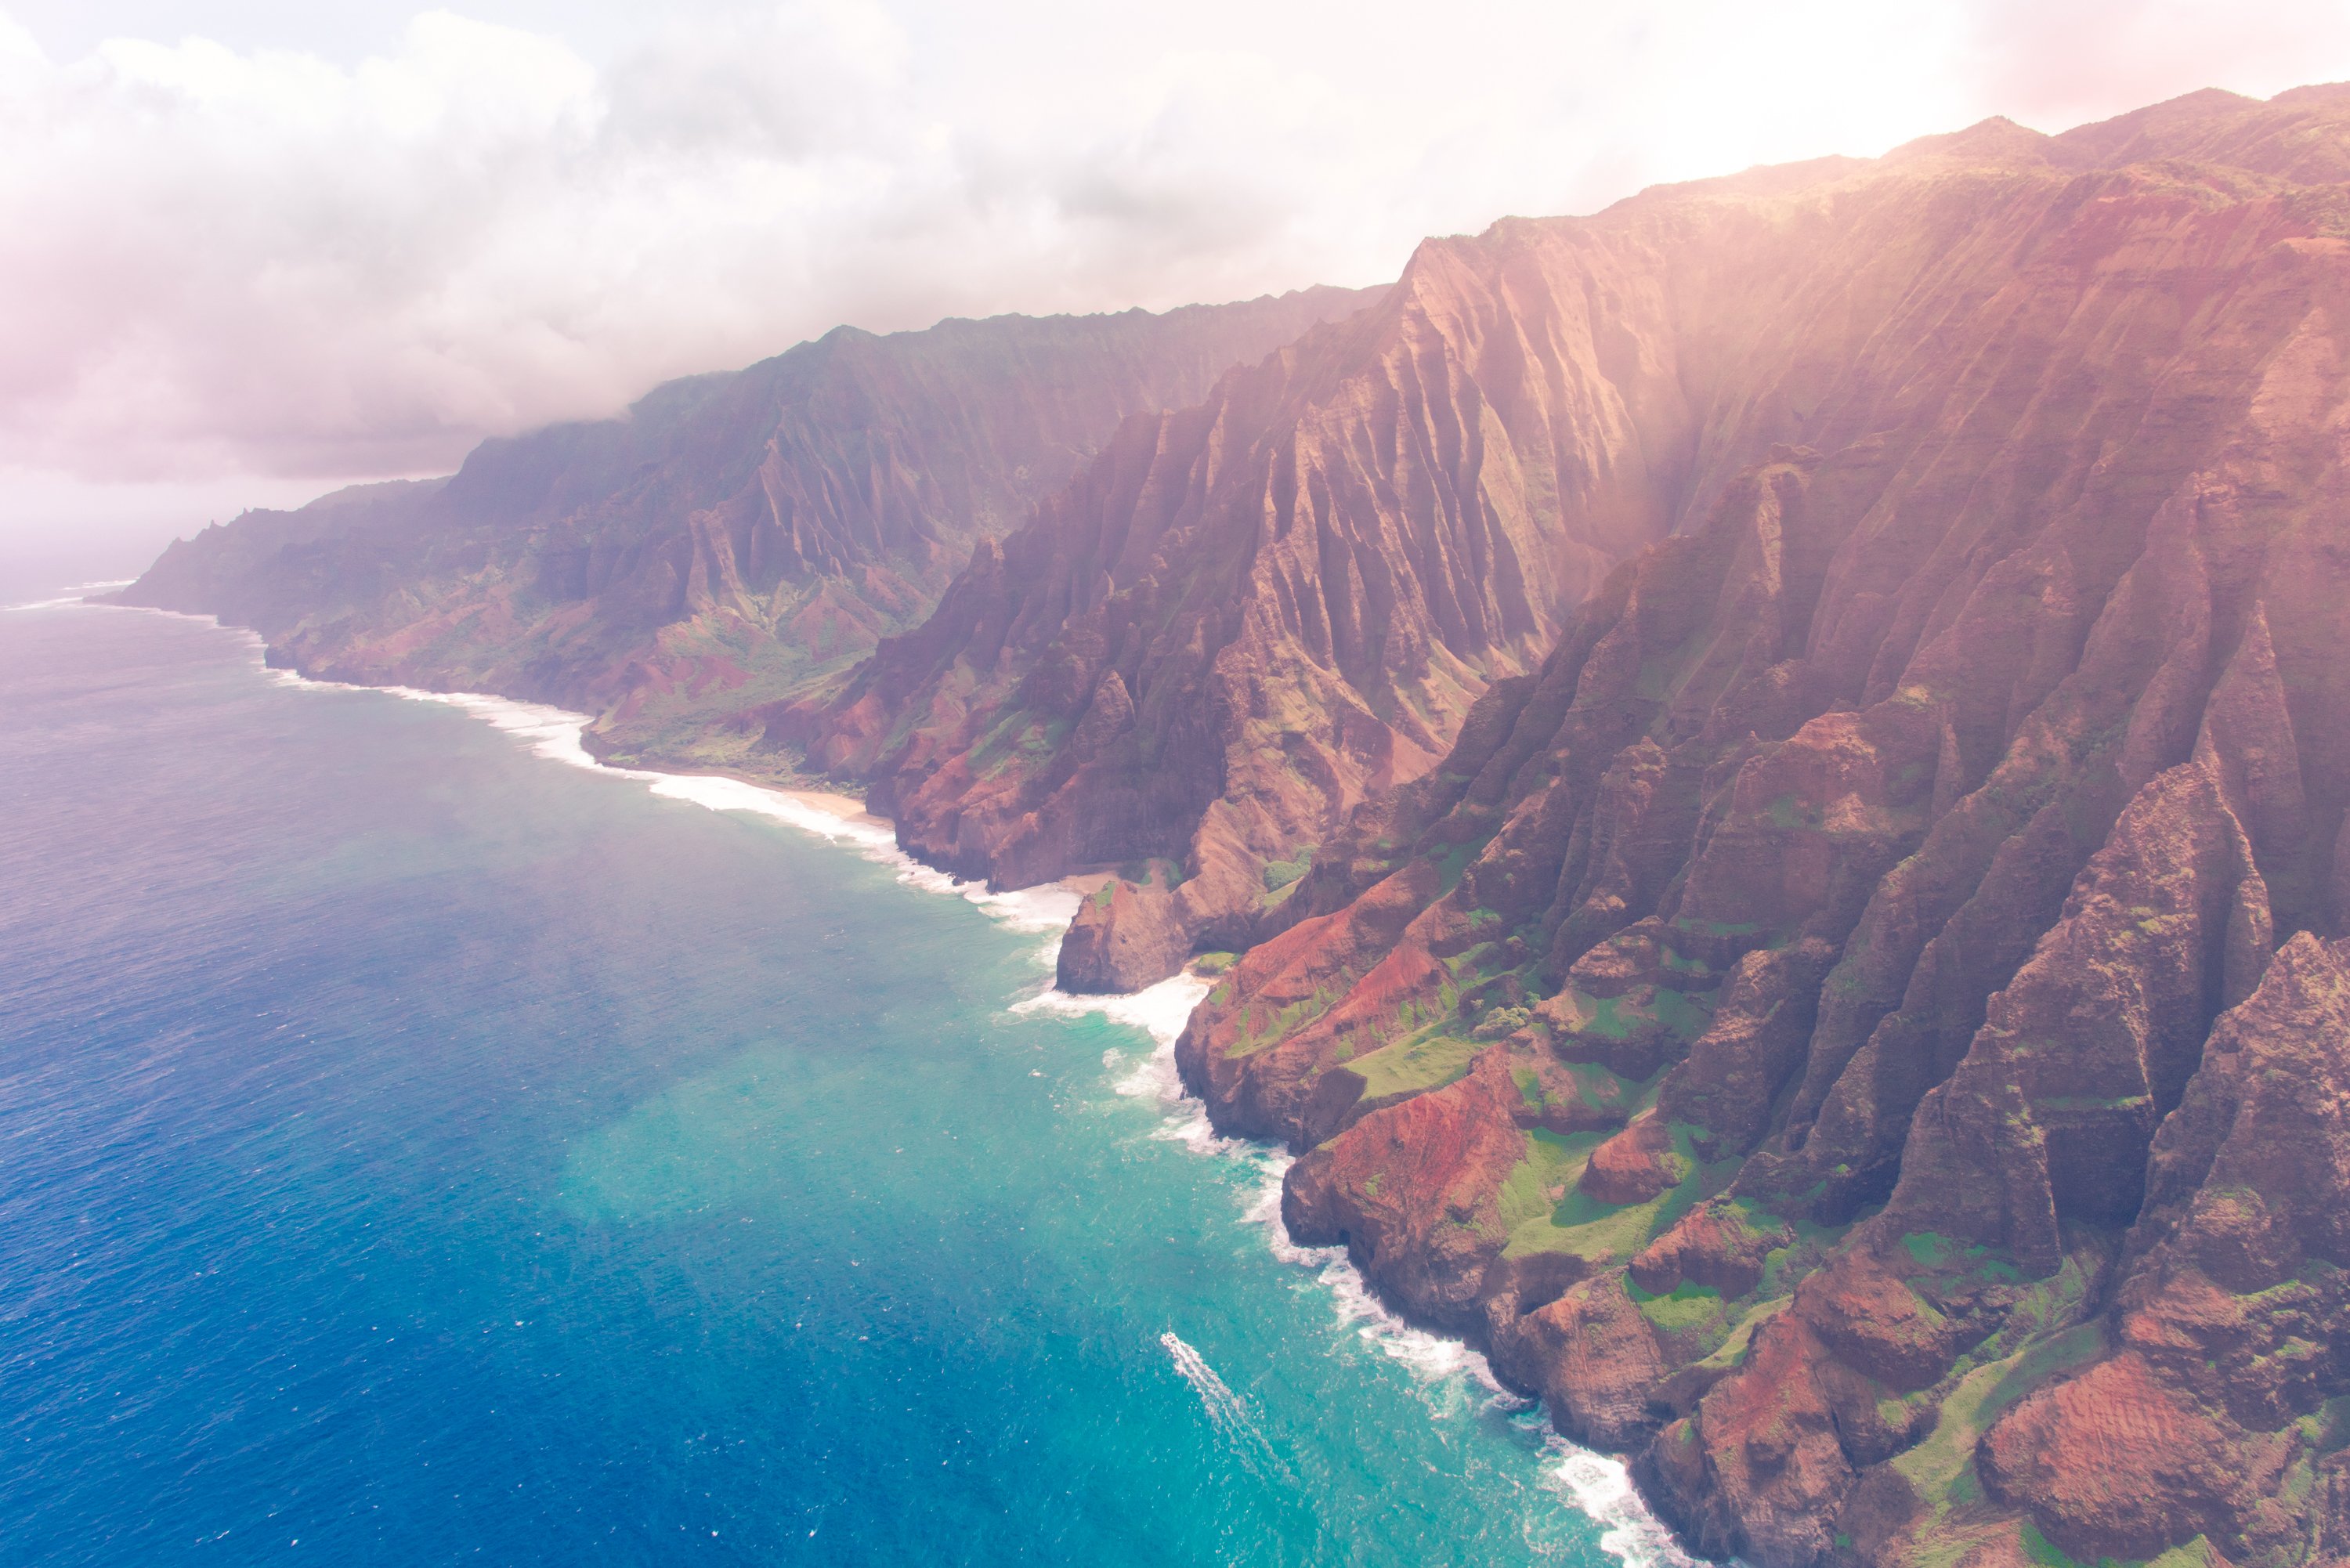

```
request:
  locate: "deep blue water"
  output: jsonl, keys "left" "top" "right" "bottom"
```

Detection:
{"left": 0, "top": 592, "right": 1672, "bottom": 1566}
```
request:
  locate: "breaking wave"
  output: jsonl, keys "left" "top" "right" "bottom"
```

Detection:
{"left": 4, "top": 579, "right": 137, "bottom": 612}
{"left": 245, "top": 656, "right": 1086, "bottom": 956}
{"left": 1542, "top": 1445, "right": 1703, "bottom": 1568}
{"left": 1076, "top": 859, "right": 1700, "bottom": 1565}
{"left": 1014, "top": 971, "right": 1208, "bottom": 1053}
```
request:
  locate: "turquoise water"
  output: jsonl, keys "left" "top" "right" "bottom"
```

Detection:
{"left": 0, "top": 594, "right": 1678, "bottom": 1566}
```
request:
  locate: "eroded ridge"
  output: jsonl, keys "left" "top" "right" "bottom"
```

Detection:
{"left": 1171, "top": 87, "right": 2350, "bottom": 1568}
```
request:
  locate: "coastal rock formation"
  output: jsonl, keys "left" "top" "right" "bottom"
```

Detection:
{"left": 1055, "top": 873, "right": 1191, "bottom": 994}
{"left": 114, "top": 287, "right": 1379, "bottom": 771}
{"left": 1174, "top": 85, "right": 2350, "bottom": 1568}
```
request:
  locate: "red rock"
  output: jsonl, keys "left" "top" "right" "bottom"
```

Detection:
{"left": 112, "top": 81, "right": 2350, "bottom": 1568}
{"left": 1281, "top": 1046, "right": 1531, "bottom": 1331}
{"left": 1180, "top": 88, "right": 2350, "bottom": 1568}
{"left": 1979, "top": 1352, "right": 2283, "bottom": 1562}
{"left": 1579, "top": 1114, "right": 1683, "bottom": 1205}
{"left": 1491, "top": 1275, "right": 1669, "bottom": 1448}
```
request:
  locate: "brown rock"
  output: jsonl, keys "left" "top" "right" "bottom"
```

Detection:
{"left": 1054, "top": 876, "right": 1191, "bottom": 994}
{"left": 1492, "top": 1275, "right": 1670, "bottom": 1448}
{"left": 1281, "top": 1047, "right": 1530, "bottom": 1331}
{"left": 120, "top": 82, "right": 2350, "bottom": 1568}
{"left": 1979, "top": 1352, "right": 2283, "bottom": 1562}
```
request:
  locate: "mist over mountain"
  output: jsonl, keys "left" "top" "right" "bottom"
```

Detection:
{"left": 119, "top": 285, "right": 1379, "bottom": 760}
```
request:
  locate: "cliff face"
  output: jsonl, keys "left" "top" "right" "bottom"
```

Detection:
{"left": 795, "top": 219, "right": 1701, "bottom": 956}
{"left": 794, "top": 85, "right": 2350, "bottom": 995}
{"left": 1168, "top": 85, "right": 2350, "bottom": 1568}
{"left": 115, "top": 287, "right": 1379, "bottom": 771}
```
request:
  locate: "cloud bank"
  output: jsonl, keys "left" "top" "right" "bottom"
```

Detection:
{"left": 1, "top": 0, "right": 2345, "bottom": 506}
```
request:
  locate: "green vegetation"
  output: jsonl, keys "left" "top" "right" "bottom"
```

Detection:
{"left": 2294, "top": 1391, "right": 2350, "bottom": 1454}
{"left": 1507, "top": 1057, "right": 1647, "bottom": 1125}
{"left": 1499, "top": 1122, "right": 1735, "bottom": 1264}
{"left": 1226, "top": 981, "right": 1348, "bottom": 1058}
{"left": 1556, "top": 985, "right": 1712, "bottom": 1045}
{"left": 1471, "top": 1004, "right": 1531, "bottom": 1041}
{"left": 2141, "top": 1541, "right": 2226, "bottom": 1568}
{"left": 1657, "top": 945, "right": 1715, "bottom": 979}
{"left": 1434, "top": 834, "right": 1495, "bottom": 894}
{"left": 1495, "top": 1130, "right": 1604, "bottom": 1248}
{"left": 1628, "top": 1278, "right": 1729, "bottom": 1339}
{"left": 1676, "top": 917, "right": 1761, "bottom": 938}
{"left": 1889, "top": 1314, "right": 2107, "bottom": 1543}
{"left": 1190, "top": 951, "right": 1237, "bottom": 977}
{"left": 967, "top": 706, "right": 1064, "bottom": 779}
{"left": 1117, "top": 857, "right": 1186, "bottom": 888}
{"left": 1690, "top": 1301, "right": 1781, "bottom": 1374}
{"left": 1262, "top": 845, "right": 1316, "bottom": 891}
{"left": 1563, "top": 1060, "right": 1646, "bottom": 1118}
{"left": 1347, "top": 1030, "right": 1484, "bottom": 1102}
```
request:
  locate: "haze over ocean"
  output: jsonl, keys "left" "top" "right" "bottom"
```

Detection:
{"left": 0, "top": 587, "right": 1683, "bottom": 1566}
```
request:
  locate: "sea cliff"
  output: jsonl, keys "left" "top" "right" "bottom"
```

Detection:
{"left": 114, "top": 81, "right": 2350, "bottom": 1567}
{"left": 1172, "top": 84, "right": 2350, "bottom": 1568}
{"left": 117, "top": 285, "right": 1379, "bottom": 774}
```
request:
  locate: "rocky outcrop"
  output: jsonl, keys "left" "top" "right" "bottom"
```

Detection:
{"left": 1055, "top": 874, "right": 1191, "bottom": 994}
{"left": 114, "top": 287, "right": 1380, "bottom": 773}
{"left": 1977, "top": 931, "right": 2350, "bottom": 1564}
{"left": 1174, "top": 85, "right": 2350, "bottom": 1568}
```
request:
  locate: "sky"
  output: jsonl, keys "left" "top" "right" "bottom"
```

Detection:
{"left": 4, "top": 0, "right": 2349, "bottom": 576}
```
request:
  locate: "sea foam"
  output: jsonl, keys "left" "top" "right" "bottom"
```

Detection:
{"left": 255, "top": 669, "right": 1093, "bottom": 952}
{"left": 4, "top": 580, "right": 137, "bottom": 612}
{"left": 1542, "top": 1444, "right": 1703, "bottom": 1568}
{"left": 119, "top": 602, "right": 1693, "bottom": 1566}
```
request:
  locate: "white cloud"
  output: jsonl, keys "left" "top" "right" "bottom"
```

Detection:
{"left": 0, "top": 0, "right": 2344, "bottom": 532}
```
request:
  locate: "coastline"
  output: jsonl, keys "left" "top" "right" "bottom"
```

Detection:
{"left": 60, "top": 591, "right": 1696, "bottom": 1568}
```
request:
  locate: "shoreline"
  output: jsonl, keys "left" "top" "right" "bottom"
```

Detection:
{"left": 567, "top": 732, "right": 1136, "bottom": 909}
{"left": 70, "top": 593, "right": 1694, "bottom": 1567}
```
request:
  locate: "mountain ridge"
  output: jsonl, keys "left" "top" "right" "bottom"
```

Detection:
{"left": 115, "top": 284, "right": 1383, "bottom": 768}
{"left": 1166, "top": 84, "right": 2350, "bottom": 1568}
{"left": 792, "top": 84, "right": 2350, "bottom": 1006}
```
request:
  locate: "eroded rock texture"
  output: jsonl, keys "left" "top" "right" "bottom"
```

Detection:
{"left": 1168, "top": 85, "right": 2350, "bottom": 1568}
{"left": 115, "top": 287, "right": 1379, "bottom": 771}
{"left": 796, "top": 86, "right": 2350, "bottom": 1010}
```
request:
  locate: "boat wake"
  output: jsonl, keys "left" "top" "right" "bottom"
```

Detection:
{"left": 1156, "top": 1331, "right": 1291, "bottom": 1482}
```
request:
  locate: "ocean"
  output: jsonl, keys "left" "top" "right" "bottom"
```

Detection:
{"left": 0, "top": 587, "right": 1687, "bottom": 1566}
